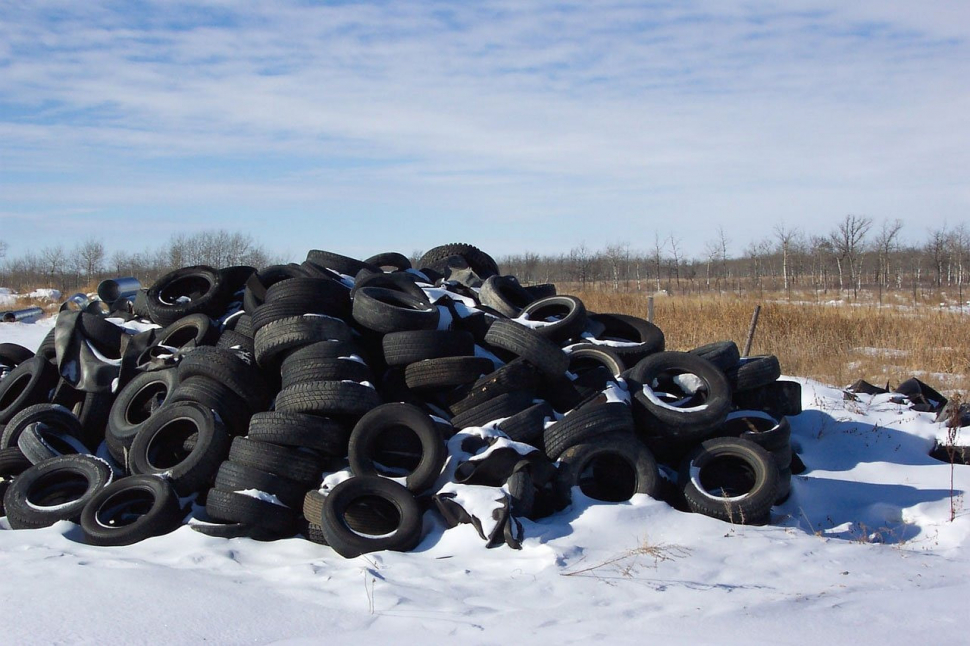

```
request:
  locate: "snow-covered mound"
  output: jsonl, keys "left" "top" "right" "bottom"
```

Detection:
{"left": 1, "top": 319, "right": 968, "bottom": 644}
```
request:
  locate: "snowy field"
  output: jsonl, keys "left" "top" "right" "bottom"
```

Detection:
{"left": 2, "top": 319, "right": 969, "bottom": 645}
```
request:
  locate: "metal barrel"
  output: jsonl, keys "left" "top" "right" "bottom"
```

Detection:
{"left": 59, "top": 292, "right": 91, "bottom": 312}
{"left": 97, "top": 277, "right": 141, "bottom": 304}
{"left": 1, "top": 307, "right": 44, "bottom": 323}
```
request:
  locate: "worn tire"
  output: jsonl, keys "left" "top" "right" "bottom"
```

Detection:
{"left": 0, "top": 357, "right": 58, "bottom": 425}
{"left": 247, "top": 411, "right": 350, "bottom": 456}
{"left": 80, "top": 475, "right": 183, "bottom": 546}
{"left": 146, "top": 265, "right": 232, "bottom": 326}
{"left": 3, "top": 454, "right": 113, "bottom": 529}
{"left": 275, "top": 381, "right": 382, "bottom": 419}
{"left": 348, "top": 403, "right": 447, "bottom": 493}
{"left": 543, "top": 402, "right": 635, "bottom": 461}
{"left": 557, "top": 434, "right": 659, "bottom": 502}
{"left": 484, "top": 320, "right": 568, "bottom": 378}
{"left": 679, "top": 437, "right": 779, "bottom": 525}
{"left": 319, "top": 476, "right": 424, "bottom": 558}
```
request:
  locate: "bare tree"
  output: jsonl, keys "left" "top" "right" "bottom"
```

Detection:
{"left": 651, "top": 233, "right": 665, "bottom": 292}
{"left": 603, "top": 243, "right": 628, "bottom": 291}
{"left": 829, "top": 214, "right": 873, "bottom": 297}
{"left": 668, "top": 234, "right": 683, "bottom": 292}
{"left": 40, "top": 245, "right": 66, "bottom": 286}
{"left": 872, "top": 219, "right": 903, "bottom": 304}
{"left": 926, "top": 226, "right": 948, "bottom": 287}
{"left": 774, "top": 224, "right": 800, "bottom": 298}
{"left": 78, "top": 238, "right": 105, "bottom": 280}
{"left": 568, "top": 243, "right": 597, "bottom": 287}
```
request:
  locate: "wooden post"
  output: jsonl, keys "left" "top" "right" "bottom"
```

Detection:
{"left": 742, "top": 305, "right": 762, "bottom": 358}
{"left": 647, "top": 296, "right": 654, "bottom": 323}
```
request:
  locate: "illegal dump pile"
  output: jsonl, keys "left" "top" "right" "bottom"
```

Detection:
{"left": 0, "top": 244, "right": 802, "bottom": 556}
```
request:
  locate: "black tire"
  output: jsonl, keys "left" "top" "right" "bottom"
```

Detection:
{"left": 319, "top": 476, "right": 424, "bottom": 558}
{"left": 775, "top": 467, "right": 792, "bottom": 504}
{"left": 404, "top": 357, "right": 495, "bottom": 390}
{"left": 506, "top": 470, "right": 536, "bottom": 518}
{"left": 280, "top": 340, "right": 363, "bottom": 369}
{"left": 227, "top": 436, "right": 323, "bottom": 485}
{"left": 689, "top": 341, "right": 741, "bottom": 374}
{"left": 418, "top": 243, "right": 499, "bottom": 279}
{"left": 216, "top": 329, "right": 255, "bottom": 355}
{"left": 733, "top": 355, "right": 782, "bottom": 392}
{"left": 154, "top": 314, "right": 218, "bottom": 351}
{"left": 352, "top": 287, "right": 439, "bottom": 334}
{"left": 132, "top": 290, "right": 152, "bottom": 320}
{"left": 3, "top": 454, "right": 113, "bottom": 529}
{"left": 303, "top": 521, "right": 329, "bottom": 545}
{"left": 243, "top": 264, "right": 309, "bottom": 313}
{"left": 484, "top": 320, "right": 568, "bottom": 378}
{"left": 275, "top": 381, "right": 382, "bottom": 419}
{"left": 281, "top": 357, "right": 373, "bottom": 390}
{"left": 16, "top": 417, "right": 90, "bottom": 464}
{"left": 348, "top": 403, "right": 446, "bottom": 493}
{"left": 519, "top": 295, "right": 588, "bottom": 344}
{"left": 497, "top": 402, "right": 554, "bottom": 446}
{"left": 167, "top": 376, "right": 252, "bottom": 438}
{"left": 557, "top": 435, "right": 659, "bottom": 502}
{"left": 177, "top": 346, "right": 269, "bottom": 408}
{"left": 450, "top": 391, "right": 535, "bottom": 429}
{"left": 306, "top": 250, "right": 377, "bottom": 277}
{"left": 0, "top": 446, "right": 32, "bottom": 478}
{"left": 107, "top": 369, "right": 178, "bottom": 460}
{"left": 80, "top": 475, "right": 183, "bottom": 546}
{"left": 588, "top": 313, "right": 665, "bottom": 365}
{"left": 146, "top": 265, "right": 233, "bottom": 326}
{"left": 303, "top": 489, "right": 326, "bottom": 524}
{"left": 51, "top": 383, "right": 114, "bottom": 449}
{"left": 479, "top": 276, "right": 535, "bottom": 318}
{"left": 205, "top": 488, "right": 297, "bottom": 535}
{"left": 2, "top": 403, "right": 82, "bottom": 450}
{"left": 0, "top": 356, "right": 58, "bottom": 425}
{"left": 628, "top": 351, "right": 732, "bottom": 443}
{"left": 365, "top": 252, "right": 412, "bottom": 271}
{"left": 679, "top": 437, "right": 779, "bottom": 525}
{"left": 253, "top": 315, "right": 355, "bottom": 367}
{"left": 720, "top": 411, "right": 791, "bottom": 452}
{"left": 129, "top": 401, "right": 231, "bottom": 495}
{"left": 252, "top": 277, "right": 352, "bottom": 331}
{"left": 543, "top": 402, "right": 635, "bottom": 461}
{"left": 214, "top": 460, "right": 309, "bottom": 510}
{"left": 382, "top": 330, "right": 475, "bottom": 367}
{"left": 219, "top": 265, "right": 257, "bottom": 295}
{"left": 247, "top": 411, "right": 350, "bottom": 456}
{"left": 566, "top": 344, "right": 625, "bottom": 378}
{"left": 733, "top": 379, "right": 803, "bottom": 418}
{"left": 0, "top": 343, "right": 34, "bottom": 368}
{"left": 448, "top": 358, "right": 538, "bottom": 416}
{"left": 350, "top": 271, "right": 427, "bottom": 301}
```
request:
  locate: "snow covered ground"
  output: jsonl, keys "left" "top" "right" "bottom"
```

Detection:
{"left": 2, "top": 319, "right": 969, "bottom": 645}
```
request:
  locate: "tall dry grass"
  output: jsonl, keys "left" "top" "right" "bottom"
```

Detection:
{"left": 576, "top": 289, "right": 970, "bottom": 395}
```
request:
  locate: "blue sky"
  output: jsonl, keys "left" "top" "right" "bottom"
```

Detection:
{"left": 1, "top": 1, "right": 967, "bottom": 260}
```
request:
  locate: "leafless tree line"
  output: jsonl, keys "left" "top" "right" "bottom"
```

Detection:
{"left": 0, "top": 231, "right": 274, "bottom": 294}
{"left": 498, "top": 216, "right": 970, "bottom": 303}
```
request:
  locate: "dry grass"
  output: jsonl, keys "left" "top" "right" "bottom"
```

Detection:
{"left": 576, "top": 289, "right": 970, "bottom": 395}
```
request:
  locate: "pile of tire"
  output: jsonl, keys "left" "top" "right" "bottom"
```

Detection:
{"left": 0, "top": 242, "right": 801, "bottom": 556}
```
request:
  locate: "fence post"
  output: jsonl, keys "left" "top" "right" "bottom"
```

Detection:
{"left": 647, "top": 296, "right": 654, "bottom": 323}
{"left": 742, "top": 305, "right": 762, "bottom": 358}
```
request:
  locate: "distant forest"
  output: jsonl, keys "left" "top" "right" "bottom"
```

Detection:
{"left": 1, "top": 215, "right": 968, "bottom": 302}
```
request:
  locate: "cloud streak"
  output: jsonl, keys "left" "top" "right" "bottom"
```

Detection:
{"left": 0, "top": 1, "right": 967, "bottom": 257}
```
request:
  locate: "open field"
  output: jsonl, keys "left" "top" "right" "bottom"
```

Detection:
{"left": 577, "top": 288, "right": 970, "bottom": 396}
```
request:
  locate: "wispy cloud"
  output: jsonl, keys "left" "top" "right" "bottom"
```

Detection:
{"left": 1, "top": 1, "right": 967, "bottom": 257}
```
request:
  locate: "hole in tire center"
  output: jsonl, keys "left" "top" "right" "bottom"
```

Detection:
{"left": 698, "top": 455, "right": 757, "bottom": 498}
{"left": 36, "top": 427, "right": 85, "bottom": 456}
{"left": 126, "top": 382, "right": 169, "bottom": 425}
{"left": 159, "top": 275, "right": 212, "bottom": 304}
{"left": 652, "top": 370, "right": 709, "bottom": 406}
{"left": 0, "top": 372, "right": 31, "bottom": 411}
{"left": 344, "top": 494, "right": 401, "bottom": 536}
{"left": 145, "top": 417, "right": 199, "bottom": 469}
{"left": 577, "top": 453, "right": 637, "bottom": 502}
{"left": 96, "top": 488, "right": 156, "bottom": 527}
{"left": 529, "top": 302, "right": 570, "bottom": 323}
{"left": 26, "top": 471, "right": 90, "bottom": 507}
{"left": 159, "top": 326, "right": 199, "bottom": 348}
{"left": 371, "top": 426, "right": 422, "bottom": 476}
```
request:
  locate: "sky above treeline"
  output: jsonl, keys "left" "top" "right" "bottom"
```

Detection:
{"left": 1, "top": 1, "right": 967, "bottom": 260}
